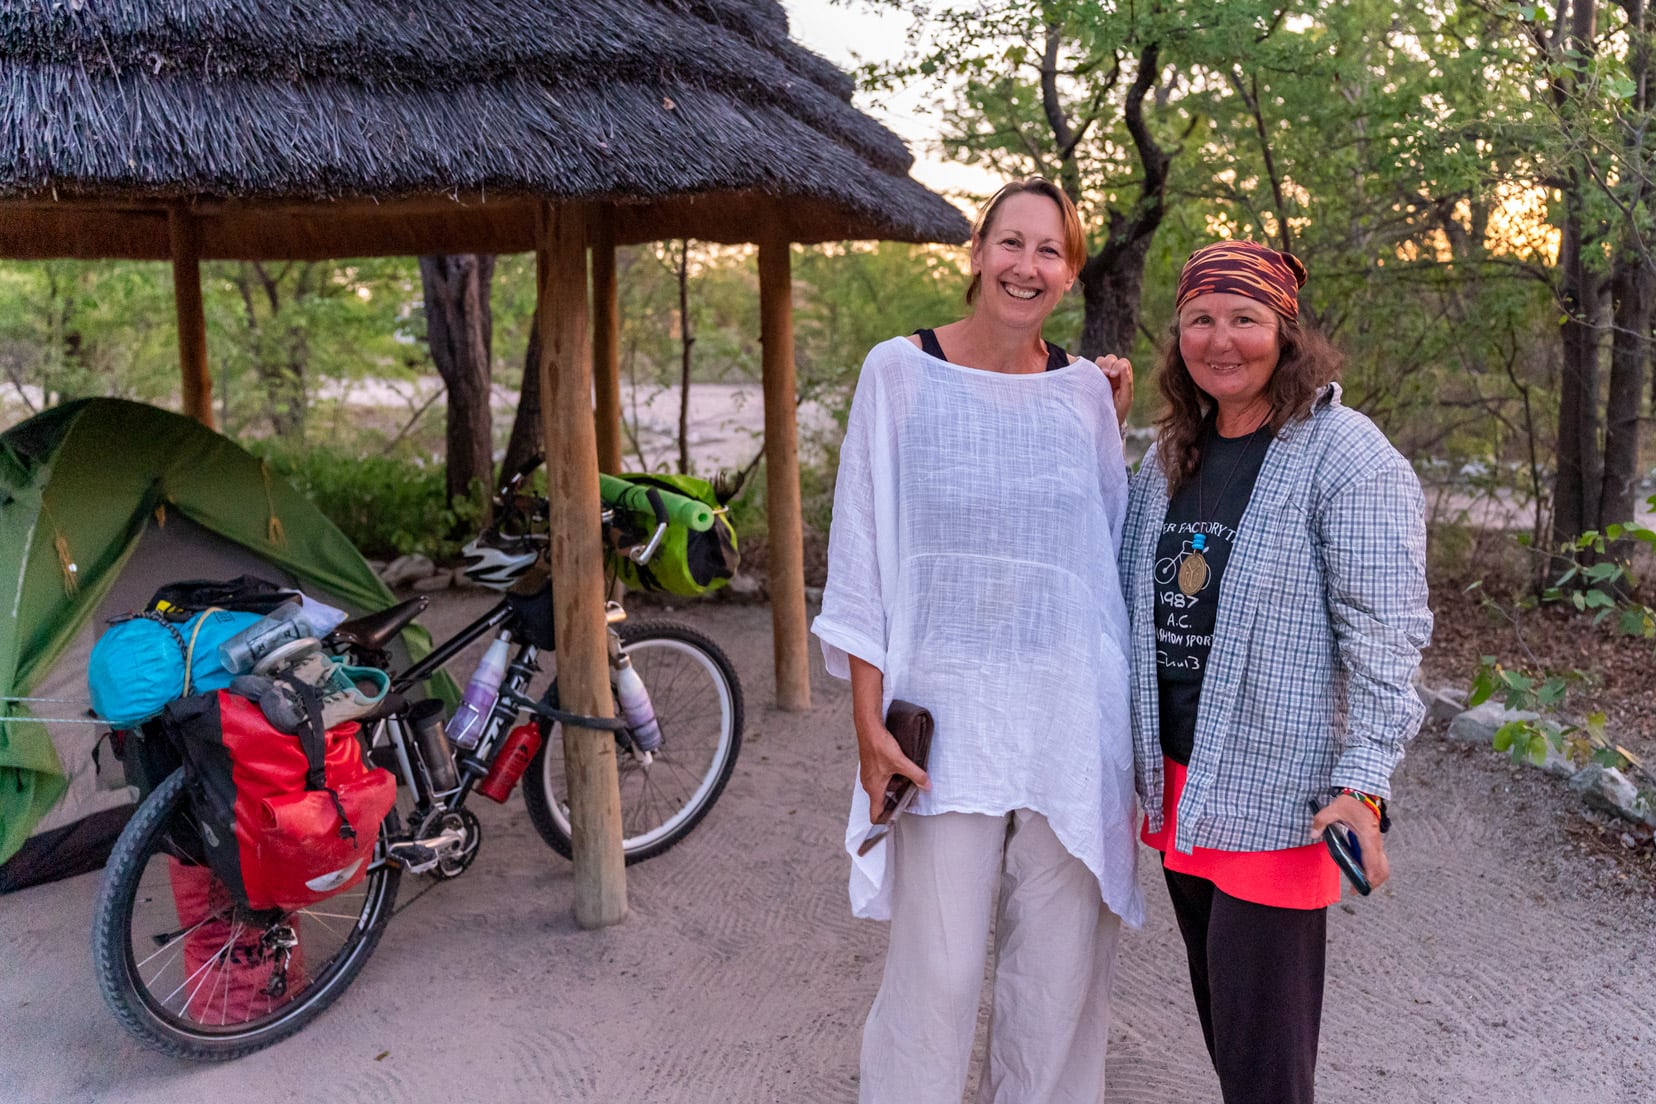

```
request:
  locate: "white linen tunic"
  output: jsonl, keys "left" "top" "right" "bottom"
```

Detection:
{"left": 812, "top": 337, "right": 1143, "bottom": 927}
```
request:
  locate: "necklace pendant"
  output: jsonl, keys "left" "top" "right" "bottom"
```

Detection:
{"left": 1178, "top": 551, "right": 1210, "bottom": 596}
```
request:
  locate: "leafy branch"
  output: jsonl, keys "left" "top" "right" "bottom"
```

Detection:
{"left": 1469, "top": 495, "right": 1656, "bottom": 804}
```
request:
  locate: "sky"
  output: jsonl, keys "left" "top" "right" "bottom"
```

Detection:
{"left": 778, "top": 1, "right": 1001, "bottom": 203}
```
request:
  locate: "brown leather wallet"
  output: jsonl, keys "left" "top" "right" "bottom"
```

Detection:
{"left": 874, "top": 699, "right": 933, "bottom": 825}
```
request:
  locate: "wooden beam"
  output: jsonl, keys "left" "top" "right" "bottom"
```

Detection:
{"left": 759, "top": 227, "right": 811, "bottom": 711}
{"left": 168, "top": 208, "right": 214, "bottom": 429}
{"left": 0, "top": 191, "right": 967, "bottom": 263}
{"left": 591, "top": 210, "right": 624, "bottom": 474}
{"left": 536, "top": 200, "right": 627, "bottom": 928}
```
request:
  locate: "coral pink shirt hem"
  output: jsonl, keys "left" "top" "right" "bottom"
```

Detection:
{"left": 1142, "top": 757, "right": 1340, "bottom": 910}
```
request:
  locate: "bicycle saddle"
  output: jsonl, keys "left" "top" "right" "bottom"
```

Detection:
{"left": 329, "top": 597, "right": 428, "bottom": 651}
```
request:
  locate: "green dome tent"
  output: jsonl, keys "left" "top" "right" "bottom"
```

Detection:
{"left": 0, "top": 398, "right": 441, "bottom": 891}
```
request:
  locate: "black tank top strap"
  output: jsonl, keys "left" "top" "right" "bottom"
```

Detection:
{"left": 914, "top": 329, "right": 1070, "bottom": 372}
{"left": 914, "top": 328, "right": 947, "bottom": 361}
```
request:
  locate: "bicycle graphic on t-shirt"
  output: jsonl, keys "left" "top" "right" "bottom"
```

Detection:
{"left": 1155, "top": 538, "right": 1208, "bottom": 592}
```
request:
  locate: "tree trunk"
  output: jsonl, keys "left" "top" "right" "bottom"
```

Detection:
{"left": 242, "top": 262, "right": 308, "bottom": 439}
{"left": 676, "top": 241, "right": 694, "bottom": 475}
{"left": 418, "top": 254, "right": 497, "bottom": 508}
{"left": 1547, "top": 0, "right": 1605, "bottom": 552}
{"left": 1550, "top": 176, "right": 1604, "bottom": 549}
{"left": 1078, "top": 233, "right": 1154, "bottom": 360}
{"left": 1074, "top": 42, "right": 1169, "bottom": 361}
{"left": 1608, "top": 0, "right": 1654, "bottom": 532}
{"left": 502, "top": 310, "right": 544, "bottom": 483}
{"left": 1602, "top": 250, "right": 1651, "bottom": 529}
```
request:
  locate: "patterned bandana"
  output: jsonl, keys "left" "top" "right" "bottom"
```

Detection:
{"left": 1174, "top": 240, "right": 1308, "bottom": 321}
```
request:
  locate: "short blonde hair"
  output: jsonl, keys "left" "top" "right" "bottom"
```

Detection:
{"left": 966, "top": 178, "right": 1087, "bottom": 306}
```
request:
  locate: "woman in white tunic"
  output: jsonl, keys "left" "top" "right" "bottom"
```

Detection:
{"left": 813, "top": 179, "right": 1141, "bottom": 1104}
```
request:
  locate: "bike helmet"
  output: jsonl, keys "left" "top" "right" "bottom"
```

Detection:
{"left": 458, "top": 530, "right": 542, "bottom": 590}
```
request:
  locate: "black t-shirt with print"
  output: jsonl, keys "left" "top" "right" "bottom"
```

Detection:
{"left": 1153, "top": 424, "right": 1272, "bottom": 764}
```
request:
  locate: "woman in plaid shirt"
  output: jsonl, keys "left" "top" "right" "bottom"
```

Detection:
{"left": 1121, "top": 240, "right": 1433, "bottom": 1103}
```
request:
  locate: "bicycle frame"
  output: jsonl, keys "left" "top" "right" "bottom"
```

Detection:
{"left": 364, "top": 593, "right": 636, "bottom": 875}
{"left": 370, "top": 599, "right": 538, "bottom": 811}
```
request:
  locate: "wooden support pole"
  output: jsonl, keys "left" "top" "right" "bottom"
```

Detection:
{"left": 168, "top": 208, "right": 214, "bottom": 429}
{"left": 591, "top": 211, "right": 624, "bottom": 474}
{"left": 759, "top": 227, "right": 811, "bottom": 711}
{"left": 536, "top": 201, "right": 627, "bottom": 929}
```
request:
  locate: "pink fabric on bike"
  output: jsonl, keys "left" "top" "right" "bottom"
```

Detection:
{"left": 168, "top": 858, "right": 306, "bottom": 1021}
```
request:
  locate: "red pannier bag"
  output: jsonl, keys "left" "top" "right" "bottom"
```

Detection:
{"left": 163, "top": 690, "right": 396, "bottom": 912}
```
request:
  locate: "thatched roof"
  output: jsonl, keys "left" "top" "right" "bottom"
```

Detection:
{"left": 0, "top": 0, "right": 969, "bottom": 258}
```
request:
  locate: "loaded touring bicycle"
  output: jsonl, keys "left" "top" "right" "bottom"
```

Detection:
{"left": 89, "top": 462, "right": 744, "bottom": 1059}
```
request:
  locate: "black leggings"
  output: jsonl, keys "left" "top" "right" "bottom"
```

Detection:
{"left": 1162, "top": 865, "right": 1328, "bottom": 1104}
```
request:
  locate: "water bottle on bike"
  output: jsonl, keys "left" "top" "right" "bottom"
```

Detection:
{"left": 217, "top": 600, "right": 314, "bottom": 674}
{"left": 445, "top": 632, "right": 511, "bottom": 749}
{"left": 612, "top": 653, "right": 662, "bottom": 754}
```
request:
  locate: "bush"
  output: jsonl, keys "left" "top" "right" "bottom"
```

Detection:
{"left": 250, "top": 442, "right": 484, "bottom": 560}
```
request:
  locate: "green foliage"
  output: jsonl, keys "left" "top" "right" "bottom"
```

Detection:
{"left": 621, "top": 242, "right": 761, "bottom": 387}
{"left": 206, "top": 257, "right": 424, "bottom": 440}
{"left": 1468, "top": 496, "right": 1656, "bottom": 802}
{"left": 720, "top": 462, "right": 769, "bottom": 538}
{"left": 1544, "top": 524, "right": 1656, "bottom": 628}
{"left": 1471, "top": 657, "right": 1609, "bottom": 768}
{"left": 855, "top": 0, "right": 1586, "bottom": 479}
{"left": 0, "top": 255, "right": 429, "bottom": 442}
{"left": 0, "top": 261, "right": 180, "bottom": 411}
{"left": 794, "top": 242, "right": 970, "bottom": 415}
{"left": 250, "top": 440, "right": 485, "bottom": 561}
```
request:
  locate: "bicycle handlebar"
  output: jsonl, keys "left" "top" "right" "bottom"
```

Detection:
{"left": 489, "top": 459, "right": 714, "bottom": 570}
{"left": 597, "top": 474, "right": 714, "bottom": 532}
{"left": 628, "top": 487, "right": 670, "bottom": 565}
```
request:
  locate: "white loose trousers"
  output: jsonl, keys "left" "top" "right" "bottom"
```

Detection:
{"left": 859, "top": 810, "right": 1121, "bottom": 1104}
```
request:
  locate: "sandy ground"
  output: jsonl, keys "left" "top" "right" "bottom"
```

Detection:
{"left": 3, "top": 594, "right": 1654, "bottom": 1104}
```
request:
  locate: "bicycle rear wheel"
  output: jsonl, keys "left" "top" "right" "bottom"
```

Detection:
{"left": 90, "top": 768, "right": 399, "bottom": 1060}
{"left": 523, "top": 620, "right": 743, "bottom": 864}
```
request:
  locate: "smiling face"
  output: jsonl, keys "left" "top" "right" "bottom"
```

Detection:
{"left": 1177, "top": 292, "right": 1283, "bottom": 430}
{"left": 969, "top": 191, "right": 1078, "bottom": 326}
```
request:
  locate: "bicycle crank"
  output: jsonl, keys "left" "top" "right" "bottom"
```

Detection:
{"left": 388, "top": 808, "right": 481, "bottom": 879}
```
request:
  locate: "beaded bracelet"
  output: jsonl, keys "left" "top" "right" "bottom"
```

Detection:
{"left": 1339, "top": 787, "right": 1391, "bottom": 833}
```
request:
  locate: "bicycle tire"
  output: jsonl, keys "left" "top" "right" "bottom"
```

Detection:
{"left": 523, "top": 620, "right": 743, "bottom": 865}
{"left": 90, "top": 768, "right": 400, "bottom": 1060}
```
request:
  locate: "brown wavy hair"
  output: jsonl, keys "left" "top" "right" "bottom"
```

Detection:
{"left": 1154, "top": 312, "right": 1343, "bottom": 495}
{"left": 965, "top": 178, "right": 1086, "bottom": 306}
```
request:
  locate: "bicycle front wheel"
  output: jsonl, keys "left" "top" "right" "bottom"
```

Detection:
{"left": 523, "top": 620, "right": 743, "bottom": 864}
{"left": 90, "top": 768, "right": 400, "bottom": 1060}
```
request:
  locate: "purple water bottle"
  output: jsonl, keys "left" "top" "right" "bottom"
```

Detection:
{"left": 445, "top": 633, "right": 511, "bottom": 749}
{"left": 612, "top": 654, "right": 662, "bottom": 753}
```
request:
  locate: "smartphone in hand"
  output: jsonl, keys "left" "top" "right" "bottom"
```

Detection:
{"left": 1308, "top": 797, "right": 1372, "bottom": 896}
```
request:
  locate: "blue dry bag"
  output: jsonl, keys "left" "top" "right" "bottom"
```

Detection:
{"left": 88, "top": 608, "right": 265, "bottom": 728}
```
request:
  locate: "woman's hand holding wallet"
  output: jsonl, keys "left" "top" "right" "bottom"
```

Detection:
{"left": 848, "top": 656, "right": 930, "bottom": 824}
{"left": 856, "top": 713, "right": 930, "bottom": 825}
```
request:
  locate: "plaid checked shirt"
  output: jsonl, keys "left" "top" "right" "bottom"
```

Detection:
{"left": 1123, "top": 384, "right": 1434, "bottom": 854}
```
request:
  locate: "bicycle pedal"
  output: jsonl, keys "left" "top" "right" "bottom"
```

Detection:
{"left": 388, "top": 841, "right": 440, "bottom": 874}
